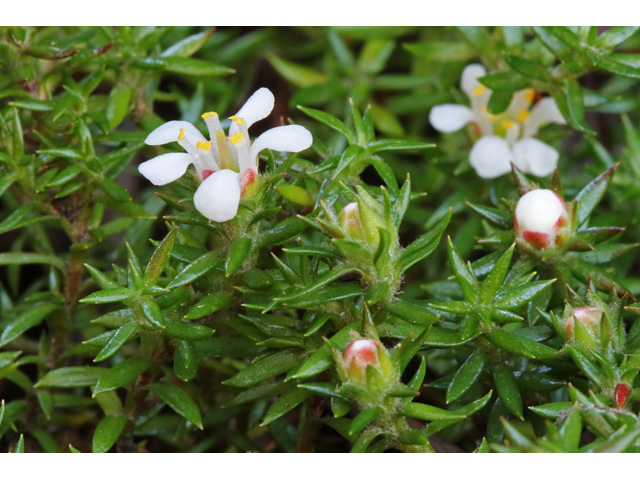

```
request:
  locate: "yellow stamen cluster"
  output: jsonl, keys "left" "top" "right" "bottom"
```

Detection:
{"left": 196, "top": 140, "right": 212, "bottom": 150}
{"left": 524, "top": 89, "right": 535, "bottom": 104}
{"left": 517, "top": 109, "right": 530, "bottom": 123}
{"left": 229, "top": 115, "right": 245, "bottom": 125}
{"left": 178, "top": 128, "right": 185, "bottom": 141}
{"left": 473, "top": 85, "right": 486, "bottom": 96}
{"left": 228, "top": 132, "right": 244, "bottom": 145}
{"left": 502, "top": 120, "right": 514, "bottom": 130}
{"left": 201, "top": 112, "right": 217, "bottom": 119}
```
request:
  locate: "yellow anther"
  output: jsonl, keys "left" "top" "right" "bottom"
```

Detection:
{"left": 196, "top": 140, "right": 212, "bottom": 150}
{"left": 228, "top": 132, "right": 244, "bottom": 144}
{"left": 201, "top": 111, "right": 217, "bottom": 119}
{"left": 178, "top": 128, "right": 185, "bottom": 141}
{"left": 502, "top": 120, "right": 514, "bottom": 129}
{"left": 524, "top": 89, "right": 535, "bottom": 104}
{"left": 229, "top": 115, "right": 245, "bottom": 125}
{"left": 490, "top": 115, "right": 498, "bottom": 123}
{"left": 473, "top": 85, "right": 486, "bottom": 96}
{"left": 517, "top": 109, "right": 530, "bottom": 123}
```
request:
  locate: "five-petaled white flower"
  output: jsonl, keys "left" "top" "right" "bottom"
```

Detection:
{"left": 429, "top": 64, "right": 566, "bottom": 179}
{"left": 139, "top": 88, "right": 313, "bottom": 222}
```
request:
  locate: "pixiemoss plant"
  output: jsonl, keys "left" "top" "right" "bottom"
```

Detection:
{"left": 2, "top": 26, "right": 640, "bottom": 453}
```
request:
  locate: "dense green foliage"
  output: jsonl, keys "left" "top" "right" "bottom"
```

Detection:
{"left": 2, "top": 26, "right": 640, "bottom": 453}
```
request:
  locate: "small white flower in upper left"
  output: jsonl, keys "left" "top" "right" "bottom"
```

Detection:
{"left": 139, "top": 88, "right": 313, "bottom": 222}
{"left": 429, "top": 64, "right": 566, "bottom": 179}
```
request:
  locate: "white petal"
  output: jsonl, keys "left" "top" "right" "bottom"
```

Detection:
{"left": 523, "top": 98, "right": 566, "bottom": 137}
{"left": 145, "top": 120, "right": 207, "bottom": 146}
{"left": 506, "top": 88, "right": 534, "bottom": 118}
{"left": 461, "top": 64, "right": 487, "bottom": 98}
{"left": 235, "top": 88, "right": 275, "bottom": 128}
{"left": 193, "top": 169, "right": 241, "bottom": 222}
{"left": 513, "top": 138, "right": 558, "bottom": 177}
{"left": 249, "top": 125, "right": 313, "bottom": 167}
{"left": 515, "top": 189, "right": 566, "bottom": 236}
{"left": 429, "top": 104, "right": 475, "bottom": 133}
{"left": 469, "top": 136, "right": 513, "bottom": 179}
{"left": 138, "top": 153, "right": 194, "bottom": 185}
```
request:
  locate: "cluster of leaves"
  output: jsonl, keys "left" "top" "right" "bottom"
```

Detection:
{"left": 2, "top": 26, "right": 640, "bottom": 453}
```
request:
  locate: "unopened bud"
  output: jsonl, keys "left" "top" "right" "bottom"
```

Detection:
{"left": 339, "top": 202, "right": 364, "bottom": 238}
{"left": 515, "top": 189, "right": 569, "bottom": 250}
{"left": 343, "top": 338, "right": 381, "bottom": 382}
{"left": 564, "top": 306, "right": 603, "bottom": 345}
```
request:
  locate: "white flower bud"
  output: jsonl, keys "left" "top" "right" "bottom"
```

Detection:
{"left": 564, "top": 306, "right": 603, "bottom": 345}
{"left": 515, "top": 189, "right": 568, "bottom": 249}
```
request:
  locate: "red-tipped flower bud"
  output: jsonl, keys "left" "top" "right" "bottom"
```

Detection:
{"left": 343, "top": 339, "right": 381, "bottom": 382}
{"left": 339, "top": 202, "right": 364, "bottom": 238}
{"left": 515, "top": 189, "right": 569, "bottom": 250}
{"left": 564, "top": 306, "right": 604, "bottom": 345}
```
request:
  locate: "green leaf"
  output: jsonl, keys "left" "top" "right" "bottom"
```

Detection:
{"left": 184, "top": 292, "right": 233, "bottom": 320}
{"left": 145, "top": 227, "right": 178, "bottom": 286}
{"left": 261, "top": 388, "right": 311, "bottom": 426}
{"left": 487, "top": 90, "right": 513, "bottom": 115}
{"left": 333, "top": 144, "right": 365, "bottom": 179}
{"left": 268, "top": 55, "right": 328, "bottom": 87}
{"left": 81, "top": 287, "right": 136, "bottom": 304}
{"left": 163, "top": 320, "right": 214, "bottom": 341}
{"left": 367, "top": 139, "right": 434, "bottom": 154}
{"left": 404, "top": 41, "right": 474, "bottom": 63}
{"left": 0, "top": 252, "right": 64, "bottom": 272}
{"left": 139, "top": 297, "right": 165, "bottom": 328}
{"left": 224, "top": 237, "right": 252, "bottom": 277}
{"left": 425, "top": 391, "right": 493, "bottom": 435}
{"left": 480, "top": 244, "right": 515, "bottom": 301}
{"left": 479, "top": 71, "right": 529, "bottom": 92}
{"left": 174, "top": 340, "right": 198, "bottom": 382}
{"left": 386, "top": 300, "right": 439, "bottom": 326}
{"left": 290, "top": 324, "right": 356, "bottom": 379}
{"left": 146, "top": 382, "right": 203, "bottom": 429}
{"left": 224, "top": 349, "right": 304, "bottom": 387}
{"left": 402, "top": 402, "right": 466, "bottom": 421}
{"left": 399, "top": 210, "right": 451, "bottom": 271}
{"left": 493, "top": 279, "right": 555, "bottom": 310}
{"left": 93, "top": 357, "right": 152, "bottom": 396}
{"left": 503, "top": 55, "right": 550, "bottom": 81}
{"left": 15, "top": 434, "right": 25, "bottom": 453}
{"left": 36, "top": 367, "right": 106, "bottom": 388}
{"left": 486, "top": 328, "right": 559, "bottom": 360}
{"left": 493, "top": 365, "right": 523, "bottom": 420}
{"left": 94, "top": 322, "right": 136, "bottom": 362}
{"left": 574, "top": 164, "right": 618, "bottom": 227}
{"left": 133, "top": 56, "right": 234, "bottom": 76}
{"left": 260, "top": 216, "right": 309, "bottom": 246}
{"left": 562, "top": 79, "right": 594, "bottom": 134}
{"left": 277, "top": 283, "right": 363, "bottom": 309}
{"left": 297, "top": 105, "right": 352, "bottom": 141}
{"left": 106, "top": 85, "right": 131, "bottom": 130}
{"left": 446, "top": 351, "right": 486, "bottom": 403}
{"left": 276, "top": 185, "right": 315, "bottom": 207}
{"left": 529, "top": 401, "right": 573, "bottom": 420}
{"left": 596, "top": 26, "right": 639, "bottom": 49}
{"left": 92, "top": 416, "right": 127, "bottom": 453}
{"left": 0, "top": 304, "right": 57, "bottom": 348}
{"left": 446, "top": 236, "right": 478, "bottom": 303}
{"left": 161, "top": 28, "right": 214, "bottom": 57}
{"left": 166, "top": 252, "right": 220, "bottom": 288}
{"left": 349, "top": 407, "right": 382, "bottom": 436}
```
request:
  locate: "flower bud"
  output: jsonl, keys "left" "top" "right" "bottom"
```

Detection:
{"left": 515, "top": 189, "right": 569, "bottom": 250}
{"left": 564, "top": 306, "right": 604, "bottom": 345}
{"left": 343, "top": 339, "right": 381, "bottom": 382}
{"left": 339, "top": 202, "right": 364, "bottom": 238}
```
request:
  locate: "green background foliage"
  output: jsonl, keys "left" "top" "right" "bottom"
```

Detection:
{"left": 2, "top": 26, "right": 640, "bottom": 453}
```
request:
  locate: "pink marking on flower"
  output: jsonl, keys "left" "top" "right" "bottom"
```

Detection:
{"left": 344, "top": 339, "right": 381, "bottom": 380}
{"left": 523, "top": 231, "right": 550, "bottom": 249}
{"left": 202, "top": 170, "right": 214, "bottom": 180}
{"left": 240, "top": 168, "right": 258, "bottom": 196}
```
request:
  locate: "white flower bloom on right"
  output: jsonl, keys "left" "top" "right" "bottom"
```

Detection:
{"left": 429, "top": 64, "right": 566, "bottom": 179}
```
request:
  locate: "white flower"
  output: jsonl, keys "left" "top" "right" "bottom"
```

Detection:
{"left": 139, "top": 88, "right": 313, "bottom": 222}
{"left": 429, "top": 64, "right": 566, "bottom": 179}
{"left": 514, "top": 189, "right": 569, "bottom": 249}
